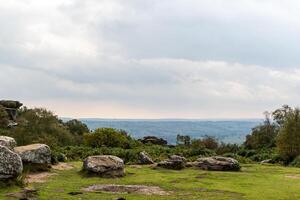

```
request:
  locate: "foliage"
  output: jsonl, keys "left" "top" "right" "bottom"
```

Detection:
{"left": 0, "top": 105, "right": 9, "bottom": 128}
{"left": 64, "top": 119, "right": 90, "bottom": 145}
{"left": 277, "top": 108, "right": 300, "bottom": 161}
{"left": 6, "top": 108, "right": 75, "bottom": 148}
{"left": 244, "top": 113, "right": 278, "bottom": 149}
{"left": 83, "top": 128, "right": 137, "bottom": 149}
{"left": 290, "top": 155, "right": 300, "bottom": 167}
{"left": 176, "top": 134, "right": 191, "bottom": 146}
{"left": 191, "top": 135, "right": 219, "bottom": 150}
{"left": 64, "top": 119, "right": 89, "bottom": 135}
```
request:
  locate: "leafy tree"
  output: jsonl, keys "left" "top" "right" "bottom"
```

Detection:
{"left": 83, "top": 128, "right": 135, "bottom": 149}
{"left": 272, "top": 105, "right": 292, "bottom": 127}
{"left": 191, "top": 135, "right": 219, "bottom": 150}
{"left": 244, "top": 112, "right": 278, "bottom": 149}
{"left": 7, "top": 108, "right": 75, "bottom": 147}
{"left": 64, "top": 119, "right": 89, "bottom": 135}
{"left": 176, "top": 134, "right": 191, "bottom": 146}
{"left": 277, "top": 108, "right": 300, "bottom": 161}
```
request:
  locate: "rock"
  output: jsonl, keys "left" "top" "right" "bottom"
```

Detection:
{"left": 83, "top": 155, "right": 125, "bottom": 177}
{"left": 139, "top": 136, "right": 167, "bottom": 145}
{"left": 0, "top": 100, "right": 23, "bottom": 109}
{"left": 0, "top": 136, "right": 16, "bottom": 150}
{"left": 194, "top": 156, "right": 240, "bottom": 171}
{"left": 185, "top": 162, "right": 196, "bottom": 168}
{"left": 261, "top": 159, "right": 272, "bottom": 164}
{"left": 14, "top": 144, "right": 51, "bottom": 165}
{"left": 138, "top": 151, "right": 154, "bottom": 164}
{"left": 0, "top": 145, "right": 23, "bottom": 179}
{"left": 157, "top": 155, "right": 186, "bottom": 170}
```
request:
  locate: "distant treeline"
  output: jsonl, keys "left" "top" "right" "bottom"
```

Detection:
{"left": 0, "top": 104, "right": 300, "bottom": 167}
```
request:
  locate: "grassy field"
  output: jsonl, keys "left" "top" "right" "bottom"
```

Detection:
{"left": 1, "top": 162, "right": 300, "bottom": 200}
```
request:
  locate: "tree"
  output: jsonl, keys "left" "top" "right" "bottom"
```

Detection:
{"left": 83, "top": 128, "right": 134, "bottom": 148}
{"left": 176, "top": 134, "right": 191, "bottom": 146}
{"left": 272, "top": 105, "right": 292, "bottom": 127}
{"left": 244, "top": 112, "right": 278, "bottom": 149}
{"left": 191, "top": 135, "right": 219, "bottom": 150}
{"left": 7, "top": 108, "right": 75, "bottom": 147}
{"left": 277, "top": 108, "right": 300, "bottom": 161}
{"left": 64, "top": 119, "right": 89, "bottom": 135}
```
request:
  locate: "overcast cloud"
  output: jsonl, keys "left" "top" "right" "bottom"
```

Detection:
{"left": 1, "top": 0, "right": 300, "bottom": 118}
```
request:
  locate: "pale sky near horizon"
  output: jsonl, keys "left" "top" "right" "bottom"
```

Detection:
{"left": 1, "top": 0, "right": 300, "bottom": 119}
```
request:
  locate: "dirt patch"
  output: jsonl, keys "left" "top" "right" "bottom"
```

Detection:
{"left": 82, "top": 184, "right": 171, "bottom": 195}
{"left": 52, "top": 162, "right": 74, "bottom": 170}
{"left": 286, "top": 174, "right": 300, "bottom": 179}
{"left": 25, "top": 172, "right": 57, "bottom": 183}
{"left": 6, "top": 188, "right": 38, "bottom": 200}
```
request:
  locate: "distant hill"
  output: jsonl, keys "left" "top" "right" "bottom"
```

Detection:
{"left": 66, "top": 119, "right": 262, "bottom": 144}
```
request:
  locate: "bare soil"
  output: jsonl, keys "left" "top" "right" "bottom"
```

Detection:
{"left": 25, "top": 172, "right": 57, "bottom": 183}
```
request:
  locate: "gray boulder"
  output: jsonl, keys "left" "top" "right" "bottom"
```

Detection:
{"left": 0, "top": 136, "right": 16, "bottom": 150}
{"left": 0, "top": 145, "right": 23, "bottom": 179}
{"left": 194, "top": 156, "right": 240, "bottom": 171}
{"left": 138, "top": 151, "right": 154, "bottom": 164}
{"left": 83, "top": 155, "right": 125, "bottom": 177}
{"left": 14, "top": 144, "right": 51, "bottom": 165}
{"left": 157, "top": 155, "right": 186, "bottom": 170}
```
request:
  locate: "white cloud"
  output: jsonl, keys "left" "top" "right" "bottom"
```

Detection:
{"left": 0, "top": 0, "right": 300, "bottom": 118}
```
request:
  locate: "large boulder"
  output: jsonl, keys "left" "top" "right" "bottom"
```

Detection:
{"left": 0, "top": 136, "right": 16, "bottom": 150}
{"left": 83, "top": 155, "right": 125, "bottom": 177}
{"left": 0, "top": 145, "right": 23, "bottom": 179}
{"left": 157, "top": 155, "right": 186, "bottom": 170}
{"left": 14, "top": 144, "right": 51, "bottom": 165}
{"left": 138, "top": 151, "right": 154, "bottom": 164}
{"left": 193, "top": 156, "right": 240, "bottom": 171}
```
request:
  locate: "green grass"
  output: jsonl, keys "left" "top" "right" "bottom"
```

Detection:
{"left": 1, "top": 162, "right": 300, "bottom": 200}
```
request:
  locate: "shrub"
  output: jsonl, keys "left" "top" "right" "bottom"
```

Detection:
{"left": 83, "top": 128, "right": 136, "bottom": 149}
{"left": 290, "top": 155, "right": 300, "bottom": 167}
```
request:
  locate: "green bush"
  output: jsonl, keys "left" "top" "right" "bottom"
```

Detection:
{"left": 83, "top": 128, "right": 138, "bottom": 149}
{"left": 290, "top": 155, "right": 300, "bottom": 167}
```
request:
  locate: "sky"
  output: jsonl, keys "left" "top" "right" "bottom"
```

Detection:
{"left": 1, "top": 0, "right": 300, "bottom": 119}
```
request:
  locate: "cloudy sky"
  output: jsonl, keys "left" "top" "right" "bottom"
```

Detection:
{"left": 1, "top": 0, "right": 300, "bottom": 119}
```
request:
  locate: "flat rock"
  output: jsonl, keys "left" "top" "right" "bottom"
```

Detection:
{"left": 14, "top": 144, "right": 51, "bottom": 165}
{"left": 194, "top": 156, "right": 240, "bottom": 171}
{"left": 0, "top": 145, "right": 23, "bottom": 179}
{"left": 0, "top": 136, "right": 16, "bottom": 150}
{"left": 83, "top": 155, "right": 125, "bottom": 177}
{"left": 157, "top": 155, "right": 186, "bottom": 170}
{"left": 82, "top": 184, "right": 170, "bottom": 195}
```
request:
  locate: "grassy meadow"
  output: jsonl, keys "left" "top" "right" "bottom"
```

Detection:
{"left": 1, "top": 162, "right": 300, "bottom": 200}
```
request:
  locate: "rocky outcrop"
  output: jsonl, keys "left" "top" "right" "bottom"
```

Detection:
{"left": 193, "top": 156, "right": 240, "bottom": 171}
{"left": 261, "top": 159, "right": 272, "bottom": 164}
{"left": 139, "top": 136, "right": 167, "bottom": 145}
{"left": 83, "top": 155, "right": 125, "bottom": 177}
{"left": 157, "top": 155, "right": 186, "bottom": 170}
{"left": 0, "top": 145, "right": 23, "bottom": 179}
{"left": 0, "top": 100, "right": 22, "bottom": 126}
{"left": 138, "top": 151, "right": 154, "bottom": 164}
{"left": 0, "top": 136, "right": 17, "bottom": 150}
{"left": 14, "top": 144, "right": 51, "bottom": 165}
